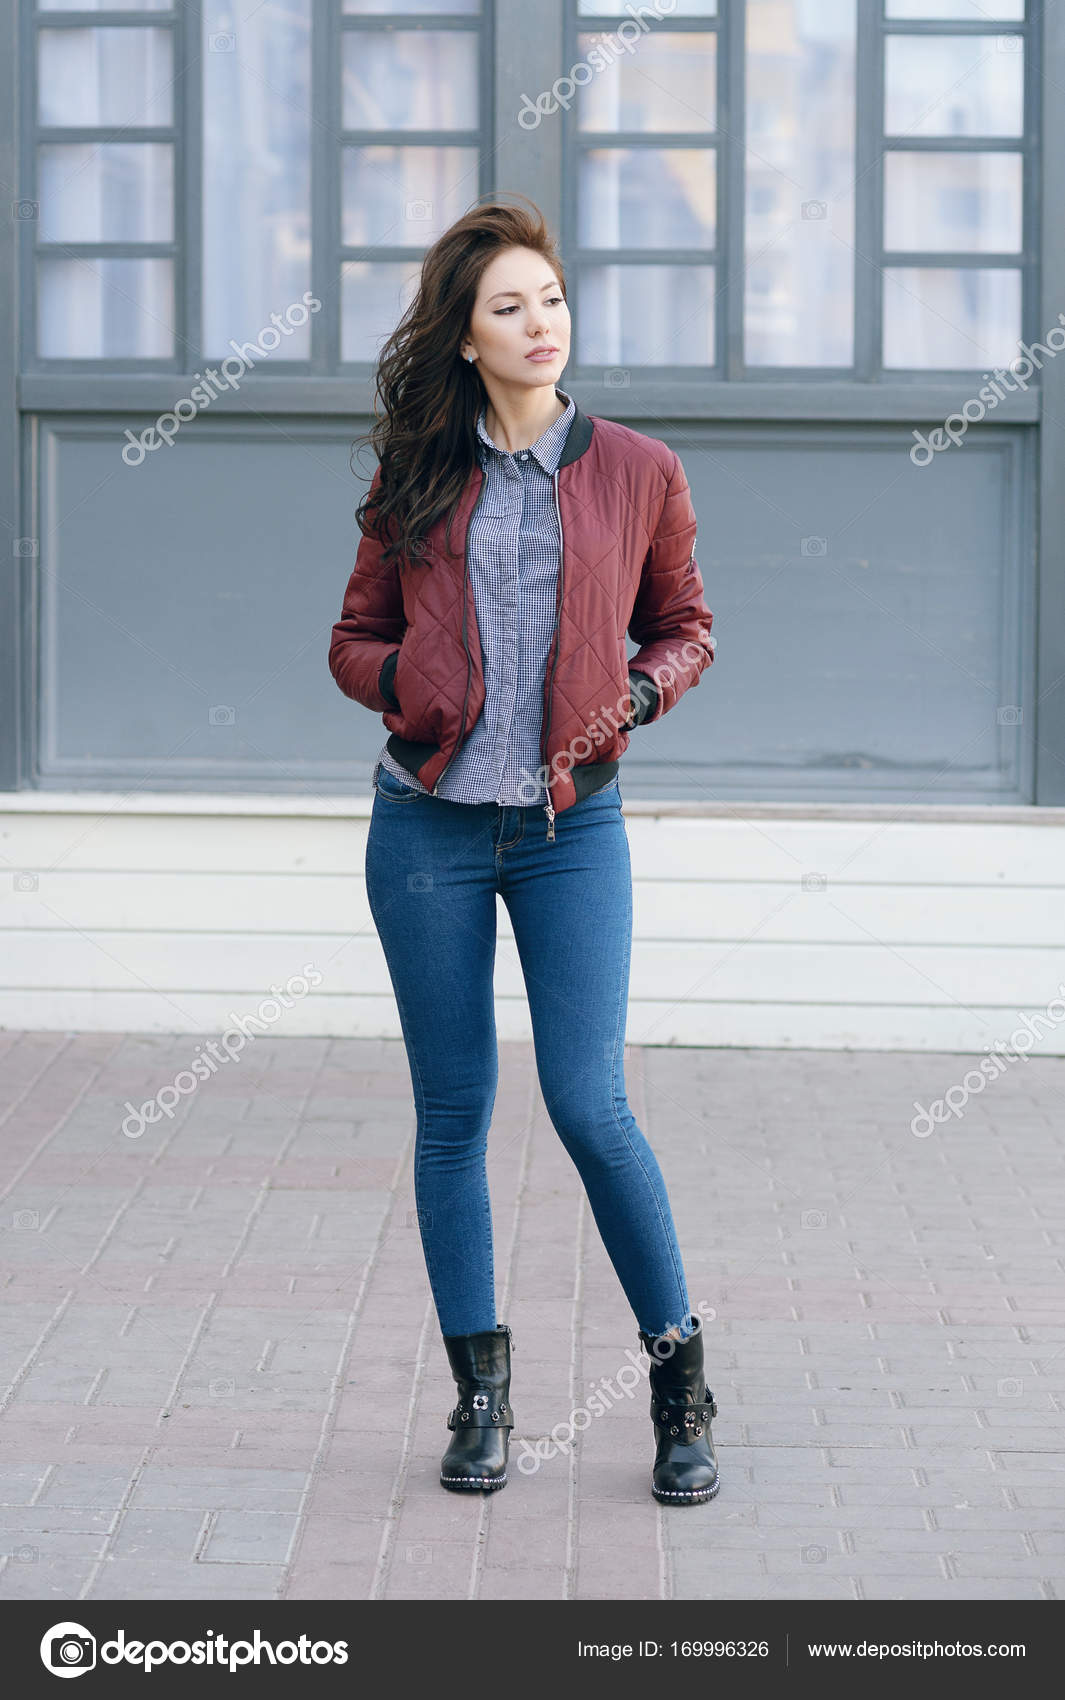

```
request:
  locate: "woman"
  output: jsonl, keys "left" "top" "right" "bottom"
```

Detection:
{"left": 328, "top": 198, "right": 718, "bottom": 1504}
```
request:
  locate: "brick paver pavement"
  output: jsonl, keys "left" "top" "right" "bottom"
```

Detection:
{"left": 0, "top": 1031, "right": 1062, "bottom": 1602}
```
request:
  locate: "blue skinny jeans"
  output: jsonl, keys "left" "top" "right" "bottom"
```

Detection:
{"left": 364, "top": 759, "right": 694, "bottom": 1341}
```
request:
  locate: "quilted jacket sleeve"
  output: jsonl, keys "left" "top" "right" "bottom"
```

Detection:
{"left": 626, "top": 448, "right": 714, "bottom": 724}
{"left": 328, "top": 466, "right": 407, "bottom": 715}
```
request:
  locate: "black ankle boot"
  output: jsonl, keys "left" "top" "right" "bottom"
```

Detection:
{"left": 439, "top": 1323, "right": 514, "bottom": 1493}
{"left": 637, "top": 1315, "right": 720, "bottom": 1504}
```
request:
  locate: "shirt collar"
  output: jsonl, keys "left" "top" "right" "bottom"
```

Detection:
{"left": 475, "top": 387, "right": 575, "bottom": 474}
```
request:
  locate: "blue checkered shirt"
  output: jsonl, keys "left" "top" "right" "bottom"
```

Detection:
{"left": 375, "top": 386, "right": 575, "bottom": 806}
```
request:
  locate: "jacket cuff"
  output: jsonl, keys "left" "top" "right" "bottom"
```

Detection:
{"left": 378, "top": 649, "right": 401, "bottom": 711}
{"left": 625, "top": 668, "right": 659, "bottom": 728}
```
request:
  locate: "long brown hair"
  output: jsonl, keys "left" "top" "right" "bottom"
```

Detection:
{"left": 351, "top": 195, "right": 567, "bottom": 570}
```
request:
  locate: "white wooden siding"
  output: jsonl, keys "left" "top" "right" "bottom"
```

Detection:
{"left": 2, "top": 793, "right": 1065, "bottom": 1053}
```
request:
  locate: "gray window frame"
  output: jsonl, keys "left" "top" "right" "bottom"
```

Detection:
{"left": 871, "top": 8, "right": 1039, "bottom": 382}
{"left": 565, "top": 1, "right": 725, "bottom": 375}
{"left": 562, "top": 0, "right": 1040, "bottom": 382}
{"left": 20, "top": 2, "right": 190, "bottom": 374}
{"left": 16, "top": 1, "right": 494, "bottom": 377}
{"left": 332, "top": 4, "right": 493, "bottom": 373}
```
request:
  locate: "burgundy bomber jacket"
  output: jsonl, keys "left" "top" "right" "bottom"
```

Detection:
{"left": 328, "top": 398, "right": 714, "bottom": 834}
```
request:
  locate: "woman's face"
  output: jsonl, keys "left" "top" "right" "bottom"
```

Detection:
{"left": 461, "top": 245, "right": 571, "bottom": 389}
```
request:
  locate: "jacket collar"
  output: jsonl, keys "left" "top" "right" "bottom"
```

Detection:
{"left": 558, "top": 398, "right": 594, "bottom": 468}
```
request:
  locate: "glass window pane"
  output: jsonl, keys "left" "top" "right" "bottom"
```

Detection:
{"left": 884, "top": 37, "right": 1023, "bottom": 136}
{"left": 342, "top": 147, "right": 478, "bottom": 245}
{"left": 886, "top": 1, "right": 1023, "bottom": 17}
{"left": 884, "top": 151, "right": 1022, "bottom": 252}
{"left": 342, "top": 32, "right": 478, "bottom": 130}
{"left": 38, "top": 257, "right": 173, "bottom": 357}
{"left": 203, "top": 1, "right": 312, "bottom": 360}
{"left": 577, "top": 265, "right": 714, "bottom": 365}
{"left": 344, "top": 0, "right": 478, "bottom": 10}
{"left": 579, "top": 0, "right": 714, "bottom": 11}
{"left": 38, "top": 143, "right": 172, "bottom": 242}
{"left": 38, "top": 29, "right": 173, "bottom": 128}
{"left": 39, "top": 0, "right": 169, "bottom": 8}
{"left": 576, "top": 34, "right": 715, "bottom": 132}
{"left": 745, "top": 0, "right": 855, "bottom": 367}
{"left": 882, "top": 266, "right": 1021, "bottom": 367}
{"left": 579, "top": 148, "right": 715, "bottom": 248}
{"left": 342, "top": 260, "right": 422, "bottom": 363}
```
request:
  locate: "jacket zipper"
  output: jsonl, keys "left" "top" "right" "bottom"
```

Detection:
{"left": 432, "top": 472, "right": 488, "bottom": 796}
{"left": 539, "top": 469, "right": 564, "bottom": 843}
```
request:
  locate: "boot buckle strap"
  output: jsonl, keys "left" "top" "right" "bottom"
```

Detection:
{"left": 652, "top": 1389, "right": 717, "bottom": 1435}
{"left": 447, "top": 1398, "right": 513, "bottom": 1430}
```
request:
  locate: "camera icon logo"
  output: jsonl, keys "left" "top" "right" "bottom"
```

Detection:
{"left": 40, "top": 1622, "right": 96, "bottom": 1678}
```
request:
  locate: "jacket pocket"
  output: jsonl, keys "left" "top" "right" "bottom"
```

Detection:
{"left": 379, "top": 648, "right": 401, "bottom": 711}
{"left": 618, "top": 640, "right": 637, "bottom": 735}
{"left": 392, "top": 637, "right": 410, "bottom": 718}
{"left": 392, "top": 636, "right": 428, "bottom": 739}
